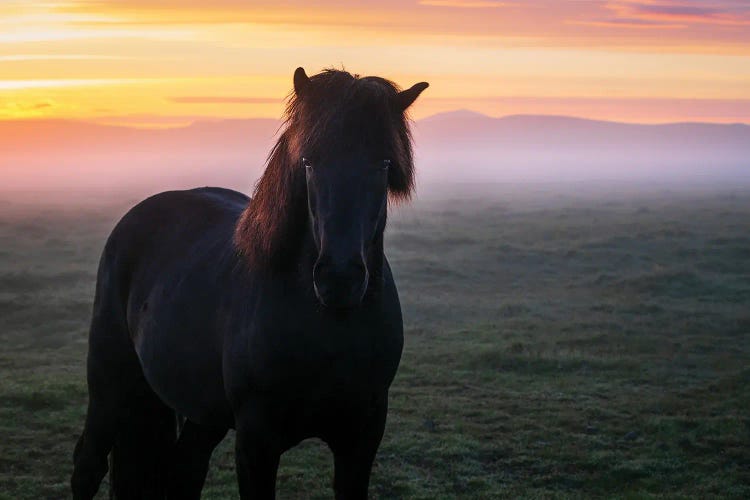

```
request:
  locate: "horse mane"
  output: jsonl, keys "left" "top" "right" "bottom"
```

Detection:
{"left": 234, "top": 69, "right": 417, "bottom": 271}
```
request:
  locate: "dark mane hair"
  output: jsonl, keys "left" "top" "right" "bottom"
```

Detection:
{"left": 234, "top": 69, "right": 417, "bottom": 270}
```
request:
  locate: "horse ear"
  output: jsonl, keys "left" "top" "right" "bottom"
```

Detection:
{"left": 398, "top": 82, "right": 429, "bottom": 110}
{"left": 294, "top": 67, "right": 310, "bottom": 96}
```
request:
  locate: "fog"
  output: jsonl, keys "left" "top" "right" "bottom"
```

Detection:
{"left": 1, "top": 112, "right": 749, "bottom": 206}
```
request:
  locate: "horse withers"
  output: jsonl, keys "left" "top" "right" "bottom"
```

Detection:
{"left": 71, "top": 67, "right": 428, "bottom": 499}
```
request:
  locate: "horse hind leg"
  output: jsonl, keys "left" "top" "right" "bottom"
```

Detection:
{"left": 71, "top": 294, "right": 145, "bottom": 500}
{"left": 109, "top": 381, "right": 178, "bottom": 500}
{"left": 71, "top": 310, "right": 179, "bottom": 499}
{"left": 72, "top": 250, "right": 179, "bottom": 500}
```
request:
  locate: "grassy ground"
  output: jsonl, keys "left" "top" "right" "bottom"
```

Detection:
{"left": 1, "top": 185, "right": 749, "bottom": 498}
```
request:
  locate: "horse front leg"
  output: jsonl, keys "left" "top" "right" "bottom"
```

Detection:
{"left": 330, "top": 394, "right": 389, "bottom": 500}
{"left": 234, "top": 408, "right": 282, "bottom": 499}
{"left": 166, "top": 420, "right": 228, "bottom": 499}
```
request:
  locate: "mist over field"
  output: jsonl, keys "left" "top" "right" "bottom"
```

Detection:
{"left": 1, "top": 114, "right": 749, "bottom": 498}
{"left": 2, "top": 112, "right": 750, "bottom": 203}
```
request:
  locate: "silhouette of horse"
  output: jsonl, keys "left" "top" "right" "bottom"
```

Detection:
{"left": 71, "top": 67, "right": 428, "bottom": 499}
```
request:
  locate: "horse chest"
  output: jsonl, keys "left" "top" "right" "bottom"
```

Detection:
{"left": 244, "top": 310, "right": 403, "bottom": 400}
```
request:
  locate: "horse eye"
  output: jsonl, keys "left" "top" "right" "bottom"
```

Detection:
{"left": 302, "top": 158, "right": 312, "bottom": 169}
{"left": 382, "top": 159, "right": 392, "bottom": 170}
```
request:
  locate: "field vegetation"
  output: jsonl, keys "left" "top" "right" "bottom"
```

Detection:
{"left": 1, "top": 184, "right": 748, "bottom": 498}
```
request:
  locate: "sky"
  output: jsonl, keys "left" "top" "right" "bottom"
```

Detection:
{"left": 1, "top": 0, "right": 750, "bottom": 126}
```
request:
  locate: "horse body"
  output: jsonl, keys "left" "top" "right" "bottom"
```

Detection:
{"left": 72, "top": 68, "right": 427, "bottom": 499}
{"left": 122, "top": 186, "right": 404, "bottom": 432}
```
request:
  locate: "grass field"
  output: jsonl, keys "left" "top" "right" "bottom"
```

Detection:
{"left": 1, "top": 184, "right": 749, "bottom": 498}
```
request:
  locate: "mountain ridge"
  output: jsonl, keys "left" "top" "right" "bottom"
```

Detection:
{"left": 418, "top": 109, "right": 750, "bottom": 128}
{"left": 2, "top": 109, "right": 749, "bottom": 134}
{"left": 3, "top": 111, "right": 747, "bottom": 154}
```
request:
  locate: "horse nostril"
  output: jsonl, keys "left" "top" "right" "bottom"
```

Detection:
{"left": 313, "top": 254, "right": 368, "bottom": 307}
{"left": 314, "top": 255, "right": 365, "bottom": 281}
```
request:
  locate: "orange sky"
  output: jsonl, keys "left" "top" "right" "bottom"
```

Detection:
{"left": 1, "top": 0, "right": 750, "bottom": 125}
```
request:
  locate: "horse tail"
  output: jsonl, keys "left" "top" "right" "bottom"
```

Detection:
{"left": 108, "top": 381, "right": 178, "bottom": 499}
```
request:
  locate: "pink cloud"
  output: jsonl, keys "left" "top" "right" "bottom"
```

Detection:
{"left": 606, "top": 1, "right": 750, "bottom": 26}
{"left": 418, "top": 0, "right": 511, "bottom": 8}
{"left": 45, "top": 0, "right": 750, "bottom": 52}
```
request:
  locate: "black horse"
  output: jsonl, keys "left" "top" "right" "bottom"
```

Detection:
{"left": 71, "top": 67, "right": 428, "bottom": 499}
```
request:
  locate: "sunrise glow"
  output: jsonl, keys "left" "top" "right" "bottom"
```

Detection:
{"left": 1, "top": 0, "right": 749, "bottom": 125}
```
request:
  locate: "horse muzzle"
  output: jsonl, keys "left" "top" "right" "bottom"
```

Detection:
{"left": 313, "top": 255, "right": 369, "bottom": 308}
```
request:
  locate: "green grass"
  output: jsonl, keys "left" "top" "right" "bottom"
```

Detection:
{"left": 1, "top": 186, "right": 749, "bottom": 498}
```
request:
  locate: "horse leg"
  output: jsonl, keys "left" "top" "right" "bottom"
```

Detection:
{"left": 166, "top": 421, "right": 228, "bottom": 499}
{"left": 72, "top": 390, "right": 121, "bottom": 500}
{"left": 329, "top": 396, "right": 388, "bottom": 500}
{"left": 234, "top": 408, "right": 281, "bottom": 499}
{"left": 108, "top": 380, "right": 177, "bottom": 500}
{"left": 71, "top": 316, "right": 143, "bottom": 499}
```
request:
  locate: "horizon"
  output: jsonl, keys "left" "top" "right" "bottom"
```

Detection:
{"left": 3, "top": 108, "right": 750, "bottom": 130}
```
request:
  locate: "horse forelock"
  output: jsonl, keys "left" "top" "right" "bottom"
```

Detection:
{"left": 235, "top": 69, "right": 416, "bottom": 270}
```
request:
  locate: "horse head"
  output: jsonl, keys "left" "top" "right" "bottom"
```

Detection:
{"left": 237, "top": 67, "right": 428, "bottom": 308}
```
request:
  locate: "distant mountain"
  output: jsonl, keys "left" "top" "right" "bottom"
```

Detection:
{"left": 417, "top": 110, "right": 750, "bottom": 149}
{"left": 0, "top": 118, "right": 279, "bottom": 154}
{"left": 1, "top": 112, "right": 749, "bottom": 194}
{"left": 0, "top": 118, "right": 280, "bottom": 193}
{"left": 413, "top": 110, "right": 750, "bottom": 182}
